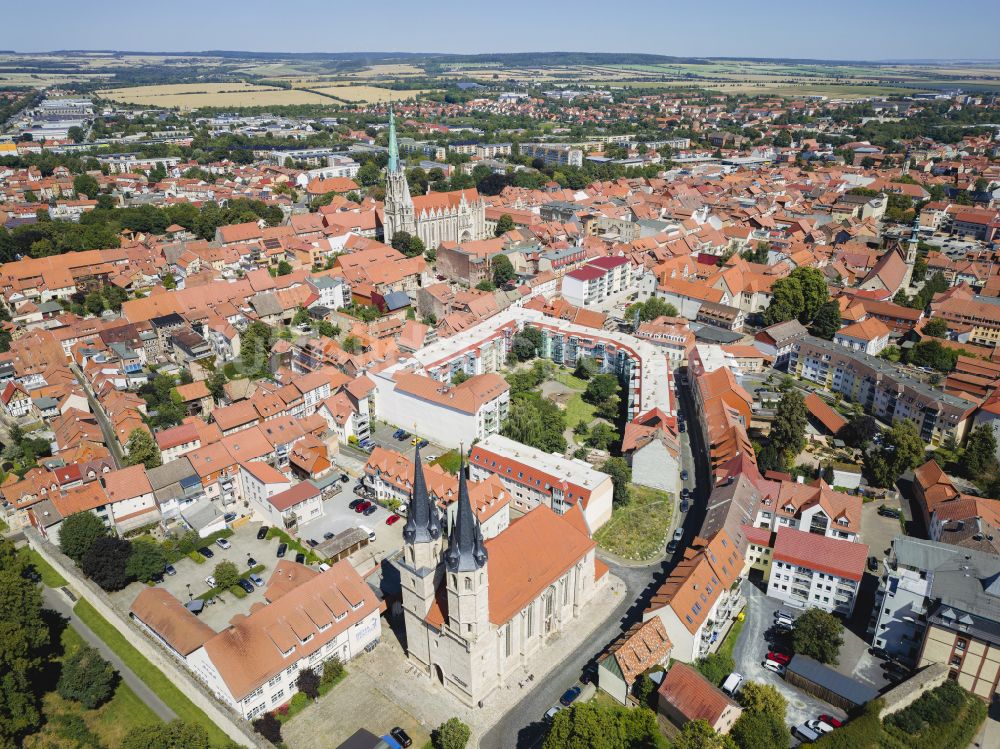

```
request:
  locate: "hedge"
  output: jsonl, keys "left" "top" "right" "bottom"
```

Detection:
{"left": 197, "top": 564, "right": 266, "bottom": 601}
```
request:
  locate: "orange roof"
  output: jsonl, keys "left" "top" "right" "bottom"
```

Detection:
{"left": 130, "top": 588, "right": 215, "bottom": 656}
{"left": 772, "top": 526, "right": 868, "bottom": 581}
{"left": 658, "top": 662, "right": 739, "bottom": 725}
{"left": 392, "top": 371, "right": 509, "bottom": 414}
{"left": 102, "top": 464, "right": 152, "bottom": 503}
{"left": 836, "top": 316, "right": 890, "bottom": 342}
{"left": 803, "top": 393, "right": 848, "bottom": 435}
{"left": 174, "top": 380, "right": 211, "bottom": 402}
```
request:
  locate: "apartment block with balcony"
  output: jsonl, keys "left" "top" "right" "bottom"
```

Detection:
{"left": 561, "top": 256, "right": 632, "bottom": 308}
{"left": 766, "top": 527, "right": 868, "bottom": 616}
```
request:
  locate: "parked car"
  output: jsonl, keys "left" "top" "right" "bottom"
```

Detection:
{"left": 355, "top": 500, "right": 371, "bottom": 513}
{"left": 883, "top": 661, "right": 911, "bottom": 679}
{"left": 198, "top": 546, "right": 214, "bottom": 559}
{"left": 867, "top": 556, "right": 878, "bottom": 572}
{"left": 256, "top": 526, "right": 269, "bottom": 540}
{"left": 216, "top": 538, "right": 231, "bottom": 550}
{"left": 878, "top": 505, "right": 902, "bottom": 519}
{"left": 681, "top": 487, "right": 689, "bottom": 498}
{"left": 667, "top": 527, "right": 684, "bottom": 553}
{"left": 774, "top": 611, "right": 794, "bottom": 627}
{"left": 818, "top": 714, "right": 842, "bottom": 728}
{"left": 363, "top": 504, "right": 378, "bottom": 516}
{"left": 307, "top": 538, "right": 319, "bottom": 547}
{"left": 680, "top": 499, "right": 689, "bottom": 513}
{"left": 417, "top": 439, "right": 429, "bottom": 448}
{"left": 340, "top": 473, "right": 350, "bottom": 483}
{"left": 763, "top": 659, "right": 786, "bottom": 675}
{"left": 544, "top": 707, "right": 562, "bottom": 722}
{"left": 559, "top": 686, "right": 582, "bottom": 706}
{"left": 410, "top": 436, "right": 420, "bottom": 445}
{"left": 164, "top": 564, "right": 176, "bottom": 576}
{"left": 721, "top": 672, "right": 743, "bottom": 696}
{"left": 238, "top": 578, "right": 254, "bottom": 594}
{"left": 868, "top": 646, "right": 890, "bottom": 661}
{"left": 247, "top": 557, "right": 257, "bottom": 568}
{"left": 224, "top": 512, "right": 237, "bottom": 523}
{"left": 767, "top": 651, "right": 791, "bottom": 666}
{"left": 150, "top": 572, "right": 164, "bottom": 584}
{"left": 389, "top": 727, "right": 412, "bottom": 748}
{"left": 324, "top": 531, "right": 335, "bottom": 540}
{"left": 792, "top": 724, "right": 820, "bottom": 743}
{"left": 807, "top": 719, "right": 834, "bottom": 735}
{"left": 276, "top": 543, "right": 287, "bottom": 558}
{"left": 425, "top": 455, "right": 437, "bottom": 463}
{"left": 205, "top": 576, "right": 217, "bottom": 587}
{"left": 386, "top": 514, "right": 401, "bottom": 525}
{"left": 349, "top": 497, "right": 363, "bottom": 509}
{"left": 295, "top": 552, "right": 306, "bottom": 564}
{"left": 678, "top": 422, "right": 686, "bottom": 433}
{"left": 249, "top": 573, "right": 265, "bottom": 587}
{"left": 680, "top": 469, "right": 689, "bottom": 481}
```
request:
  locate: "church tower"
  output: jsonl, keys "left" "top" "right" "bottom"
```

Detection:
{"left": 383, "top": 106, "right": 415, "bottom": 245}
{"left": 902, "top": 216, "right": 920, "bottom": 289}
{"left": 444, "top": 458, "right": 490, "bottom": 641}
{"left": 399, "top": 444, "right": 444, "bottom": 668}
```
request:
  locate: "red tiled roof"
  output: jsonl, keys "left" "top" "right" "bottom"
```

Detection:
{"left": 771, "top": 526, "right": 868, "bottom": 581}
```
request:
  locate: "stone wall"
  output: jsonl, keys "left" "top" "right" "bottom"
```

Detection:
{"left": 25, "top": 528, "right": 269, "bottom": 749}
{"left": 877, "top": 662, "right": 949, "bottom": 720}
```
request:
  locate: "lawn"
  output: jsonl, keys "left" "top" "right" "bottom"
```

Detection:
{"left": 552, "top": 369, "right": 588, "bottom": 391}
{"left": 23, "top": 625, "right": 161, "bottom": 749}
{"left": 593, "top": 485, "right": 673, "bottom": 561}
{"left": 72, "top": 599, "right": 231, "bottom": 747}
{"left": 432, "top": 450, "right": 463, "bottom": 474}
{"left": 20, "top": 546, "right": 68, "bottom": 587}
{"left": 564, "top": 393, "right": 597, "bottom": 431}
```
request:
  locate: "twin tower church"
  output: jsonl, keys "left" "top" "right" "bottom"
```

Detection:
{"left": 380, "top": 108, "right": 488, "bottom": 248}
{"left": 393, "top": 445, "right": 607, "bottom": 707}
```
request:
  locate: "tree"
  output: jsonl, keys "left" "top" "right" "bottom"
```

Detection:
{"left": 59, "top": 510, "right": 109, "bottom": 563}
{"left": 632, "top": 672, "right": 657, "bottom": 707}
{"left": 73, "top": 173, "right": 99, "bottom": 198}
{"left": 962, "top": 424, "right": 999, "bottom": 480}
{"left": 126, "top": 537, "right": 167, "bottom": 582}
{"left": 923, "top": 317, "right": 948, "bottom": 338}
{"left": 57, "top": 645, "right": 117, "bottom": 709}
{"left": 84, "top": 290, "right": 105, "bottom": 316}
{"left": 574, "top": 357, "right": 599, "bottom": 381}
{"left": 253, "top": 713, "right": 282, "bottom": 744}
{"left": 120, "top": 720, "right": 213, "bottom": 749}
{"left": 626, "top": 297, "right": 679, "bottom": 323}
{"left": 0, "top": 539, "right": 50, "bottom": 746}
{"left": 206, "top": 369, "right": 227, "bottom": 402}
{"left": 292, "top": 307, "right": 311, "bottom": 327}
{"left": 163, "top": 272, "right": 177, "bottom": 290}
{"left": 767, "top": 390, "right": 808, "bottom": 470}
{"left": 695, "top": 651, "right": 734, "bottom": 686}
{"left": 321, "top": 655, "right": 344, "bottom": 686}
{"left": 840, "top": 414, "right": 878, "bottom": 448}
{"left": 809, "top": 300, "right": 842, "bottom": 340}
{"left": 792, "top": 608, "right": 844, "bottom": 664}
{"left": 213, "top": 560, "right": 240, "bottom": 590}
{"left": 730, "top": 711, "right": 790, "bottom": 749}
{"left": 741, "top": 242, "right": 770, "bottom": 264}
{"left": 763, "top": 266, "right": 828, "bottom": 326}
{"left": 494, "top": 213, "right": 515, "bottom": 236}
{"left": 67, "top": 125, "right": 85, "bottom": 143}
{"left": 544, "top": 702, "right": 665, "bottom": 749}
{"left": 510, "top": 334, "right": 537, "bottom": 361}
{"left": 586, "top": 422, "right": 619, "bottom": 450}
{"left": 584, "top": 374, "right": 620, "bottom": 405}
{"left": 865, "top": 420, "right": 925, "bottom": 488}
{"left": 491, "top": 254, "right": 516, "bottom": 287}
{"left": 357, "top": 162, "right": 380, "bottom": 186}
{"left": 296, "top": 667, "right": 321, "bottom": 699}
{"left": 451, "top": 370, "right": 470, "bottom": 385}
{"left": 276, "top": 260, "right": 293, "bottom": 276}
{"left": 674, "top": 719, "right": 737, "bottom": 749}
{"left": 475, "top": 279, "right": 496, "bottom": 292}
{"left": 80, "top": 535, "right": 133, "bottom": 592}
{"left": 240, "top": 320, "right": 274, "bottom": 378}
{"left": 433, "top": 717, "right": 471, "bottom": 749}
{"left": 736, "top": 681, "right": 786, "bottom": 719}
{"left": 342, "top": 334, "right": 361, "bottom": 354}
{"left": 601, "top": 457, "right": 632, "bottom": 505}
{"left": 125, "top": 428, "right": 161, "bottom": 469}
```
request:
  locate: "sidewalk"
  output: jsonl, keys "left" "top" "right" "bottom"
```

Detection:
{"left": 42, "top": 586, "right": 177, "bottom": 722}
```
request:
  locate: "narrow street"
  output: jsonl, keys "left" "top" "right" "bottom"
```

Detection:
{"left": 70, "top": 363, "right": 123, "bottom": 467}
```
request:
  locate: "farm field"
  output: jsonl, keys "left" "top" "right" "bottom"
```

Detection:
{"left": 307, "top": 85, "right": 433, "bottom": 102}
{"left": 98, "top": 82, "right": 335, "bottom": 108}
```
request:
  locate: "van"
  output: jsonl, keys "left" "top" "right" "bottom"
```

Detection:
{"left": 721, "top": 672, "right": 743, "bottom": 696}
{"left": 359, "top": 525, "right": 376, "bottom": 542}
{"left": 792, "top": 724, "right": 820, "bottom": 743}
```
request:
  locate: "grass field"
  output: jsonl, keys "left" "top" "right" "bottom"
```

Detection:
{"left": 98, "top": 82, "right": 334, "bottom": 109}
{"left": 72, "top": 599, "right": 231, "bottom": 747}
{"left": 593, "top": 485, "right": 673, "bottom": 561}
{"left": 432, "top": 450, "right": 463, "bottom": 475}
{"left": 23, "top": 625, "right": 161, "bottom": 749}
{"left": 20, "top": 546, "right": 68, "bottom": 587}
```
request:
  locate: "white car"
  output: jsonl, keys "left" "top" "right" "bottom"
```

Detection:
{"left": 763, "top": 659, "right": 786, "bottom": 675}
{"left": 216, "top": 538, "right": 232, "bottom": 550}
{"left": 806, "top": 719, "right": 834, "bottom": 735}
{"left": 205, "top": 575, "right": 216, "bottom": 587}
{"left": 774, "top": 611, "right": 794, "bottom": 627}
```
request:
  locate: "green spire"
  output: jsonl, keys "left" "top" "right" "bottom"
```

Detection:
{"left": 388, "top": 104, "right": 398, "bottom": 173}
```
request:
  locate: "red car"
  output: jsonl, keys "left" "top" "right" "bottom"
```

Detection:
{"left": 354, "top": 500, "right": 371, "bottom": 513}
{"left": 767, "top": 651, "right": 792, "bottom": 666}
{"left": 818, "top": 714, "right": 842, "bottom": 728}
{"left": 386, "top": 513, "right": 401, "bottom": 525}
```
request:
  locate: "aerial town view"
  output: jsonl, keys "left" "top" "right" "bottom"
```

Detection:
{"left": 2, "top": 3, "right": 1000, "bottom": 749}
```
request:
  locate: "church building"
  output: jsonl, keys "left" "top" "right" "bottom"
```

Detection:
{"left": 395, "top": 446, "right": 608, "bottom": 707}
{"left": 381, "top": 109, "right": 488, "bottom": 250}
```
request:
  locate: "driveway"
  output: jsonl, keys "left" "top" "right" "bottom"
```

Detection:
{"left": 733, "top": 582, "right": 848, "bottom": 730}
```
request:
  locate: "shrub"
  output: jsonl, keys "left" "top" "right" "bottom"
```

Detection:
{"left": 57, "top": 645, "right": 117, "bottom": 709}
{"left": 188, "top": 550, "right": 205, "bottom": 564}
{"left": 253, "top": 713, "right": 282, "bottom": 743}
{"left": 321, "top": 656, "right": 345, "bottom": 686}
{"left": 229, "top": 585, "right": 247, "bottom": 599}
{"left": 297, "top": 667, "right": 320, "bottom": 699}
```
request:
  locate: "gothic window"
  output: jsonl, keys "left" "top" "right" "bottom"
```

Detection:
{"left": 464, "top": 576, "right": 472, "bottom": 592}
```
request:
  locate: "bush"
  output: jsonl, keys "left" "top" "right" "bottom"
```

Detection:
{"left": 253, "top": 713, "right": 282, "bottom": 744}
{"left": 229, "top": 584, "right": 247, "bottom": 599}
{"left": 321, "top": 656, "right": 345, "bottom": 686}
{"left": 432, "top": 717, "right": 471, "bottom": 749}
{"left": 57, "top": 645, "right": 117, "bottom": 709}
{"left": 695, "top": 651, "right": 734, "bottom": 686}
{"left": 297, "top": 667, "right": 320, "bottom": 699}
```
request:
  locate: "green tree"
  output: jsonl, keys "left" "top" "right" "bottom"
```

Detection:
{"left": 292, "top": 307, "right": 311, "bottom": 327}
{"left": 767, "top": 390, "right": 808, "bottom": 469}
{"left": 206, "top": 369, "right": 227, "bottom": 402}
{"left": 67, "top": 125, "right": 85, "bottom": 143}
{"left": 321, "top": 655, "right": 344, "bottom": 686}
{"left": 121, "top": 720, "right": 213, "bottom": 749}
{"left": 792, "top": 608, "right": 845, "bottom": 664}
{"left": 601, "top": 457, "right": 632, "bottom": 505}
{"left": 736, "top": 681, "right": 786, "bottom": 719}
{"left": 240, "top": 320, "right": 274, "bottom": 378}
{"left": 0, "top": 539, "right": 49, "bottom": 746}
{"left": 741, "top": 242, "right": 770, "bottom": 264}
{"left": 491, "top": 254, "right": 516, "bottom": 286}
{"left": 73, "top": 173, "right": 99, "bottom": 198}
{"left": 674, "top": 719, "right": 737, "bottom": 749}
{"left": 840, "top": 414, "right": 878, "bottom": 447}
{"left": 510, "top": 334, "right": 537, "bottom": 361}
{"left": 126, "top": 537, "right": 167, "bottom": 582}
{"left": 809, "top": 300, "right": 842, "bottom": 339}
{"left": 296, "top": 667, "right": 321, "bottom": 699}
{"left": 451, "top": 370, "right": 470, "bottom": 385}
{"left": 865, "top": 420, "right": 925, "bottom": 488}
{"left": 695, "top": 651, "right": 734, "bottom": 686}
{"left": 922, "top": 317, "right": 949, "bottom": 338}
{"left": 82, "top": 535, "right": 134, "bottom": 591}
{"left": 544, "top": 702, "right": 665, "bottom": 749}
{"left": 764, "top": 266, "right": 829, "bottom": 326}
{"left": 494, "top": 213, "right": 515, "bottom": 236}
{"left": 213, "top": 560, "right": 240, "bottom": 590}
{"left": 730, "top": 711, "right": 790, "bottom": 749}
{"left": 125, "top": 428, "right": 161, "bottom": 469}
{"left": 626, "top": 297, "right": 679, "bottom": 323}
{"left": 632, "top": 672, "right": 657, "bottom": 707}
{"left": 908, "top": 339, "right": 958, "bottom": 372}
{"left": 433, "top": 717, "right": 471, "bottom": 749}
{"left": 962, "top": 424, "right": 999, "bottom": 481}
{"left": 59, "top": 510, "right": 108, "bottom": 563}
{"left": 276, "top": 260, "right": 293, "bottom": 276}
{"left": 163, "top": 272, "right": 177, "bottom": 290}
{"left": 57, "top": 645, "right": 117, "bottom": 709}
{"left": 342, "top": 334, "right": 361, "bottom": 354}
{"left": 583, "top": 374, "right": 620, "bottom": 405}
{"left": 84, "top": 290, "right": 105, "bottom": 316}
{"left": 586, "top": 422, "right": 619, "bottom": 450}
{"left": 475, "top": 279, "right": 496, "bottom": 292}
{"left": 357, "top": 162, "right": 380, "bottom": 186}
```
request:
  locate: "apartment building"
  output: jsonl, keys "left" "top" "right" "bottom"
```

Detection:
{"left": 131, "top": 560, "right": 381, "bottom": 720}
{"left": 789, "top": 335, "right": 976, "bottom": 446}
{"left": 766, "top": 527, "right": 868, "bottom": 616}
{"left": 833, "top": 317, "right": 891, "bottom": 356}
{"left": 370, "top": 368, "right": 509, "bottom": 449}
{"left": 753, "top": 479, "right": 862, "bottom": 542}
{"left": 469, "top": 433, "right": 613, "bottom": 531}
{"left": 930, "top": 286, "right": 1000, "bottom": 347}
{"left": 519, "top": 143, "right": 583, "bottom": 167}
{"left": 561, "top": 256, "right": 632, "bottom": 308}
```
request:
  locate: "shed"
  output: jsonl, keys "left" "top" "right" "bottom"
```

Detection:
{"left": 785, "top": 654, "right": 878, "bottom": 711}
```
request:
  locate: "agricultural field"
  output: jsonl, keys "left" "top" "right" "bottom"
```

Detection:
{"left": 306, "top": 84, "right": 432, "bottom": 102}
{"left": 97, "top": 82, "right": 335, "bottom": 109}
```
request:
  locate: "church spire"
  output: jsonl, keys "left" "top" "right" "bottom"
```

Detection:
{"left": 444, "top": 455, "right": 488, "bottom": 573}
{"left": 403, "top": 443, "right": 441, "bottom": 545}
{"left": 388, "top": 104, "right": 399, "bottom": 174}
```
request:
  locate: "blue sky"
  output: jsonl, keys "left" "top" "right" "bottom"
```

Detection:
{"left": 5, "top": 0, "right": 1000, "bottom": 61}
